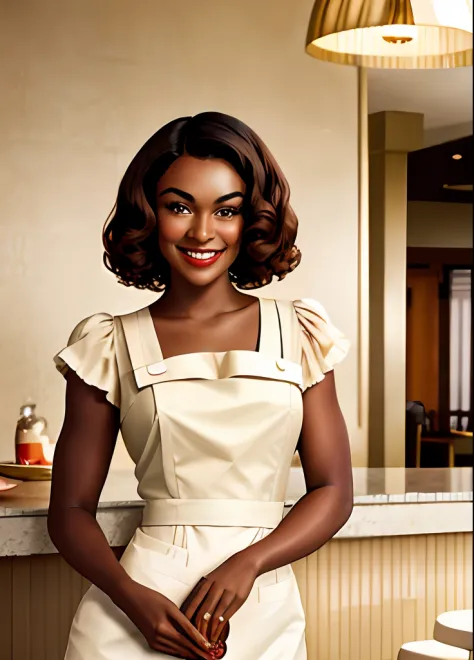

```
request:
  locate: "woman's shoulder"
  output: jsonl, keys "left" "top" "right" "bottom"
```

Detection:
{"left": 273, "top": 297, "right": 350, "bottom": 391}
{"left": 272, "top": 296, "right": 341, "bottom": 324}
{"left": 65, "top": 312, "right": 115, "bottom": 343}
{"left": 53, "top": 312, "right": 120, "bottom": 407}
{"left": 271, "top": 296, "right": 333, "bottom": 327}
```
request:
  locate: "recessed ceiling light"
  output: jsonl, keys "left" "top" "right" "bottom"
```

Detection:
{"left": 452, "top": 154, "right": 463, "bottom": 160}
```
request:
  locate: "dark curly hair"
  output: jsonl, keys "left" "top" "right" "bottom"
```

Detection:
{"left": 103, "top": 111, "right": 301, "bottom": 291}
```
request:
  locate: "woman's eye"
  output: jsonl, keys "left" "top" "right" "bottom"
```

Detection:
{"left": 167, "top": 202, "right": 191, "bottom": 214}
{"left": 216, "top": 207, "right": 241, "bottom": 218}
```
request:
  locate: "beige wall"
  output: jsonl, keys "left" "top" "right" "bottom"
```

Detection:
{"left": 0, "top": 0, "right": 362, "bottom": 468}
{"left": 407, "top": 201, "right": 473, "bottom": 248}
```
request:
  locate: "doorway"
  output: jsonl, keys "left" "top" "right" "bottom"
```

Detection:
{"left": 405, "top": 135, "right": 472, "bottom": 467}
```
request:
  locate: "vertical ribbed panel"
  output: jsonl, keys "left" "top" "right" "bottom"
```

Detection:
{"left": 0, "top": 553, "right": 89, "bottom": 660}
{"left": 293, "top": 533, "right": 473, "bottom": 660}
{"left": 0, "top": 535, "right": 471, "bottom": 660}
{"left": 0, "top": 557, "right": 13, "bottom": 658}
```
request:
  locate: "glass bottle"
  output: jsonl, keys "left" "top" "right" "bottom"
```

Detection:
{"left": 15, "top": 403, "right": 55, "bottom": 466}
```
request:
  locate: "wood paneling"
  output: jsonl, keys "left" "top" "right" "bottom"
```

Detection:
{"left": 406, "top": 248, "right": 472, "bottom": 435}
{"left": 0, "top": 536, "right": 472, "bottom": 660}
{"left": 0, "top": 548, "right": 122, "bottom": 660}
{"left": 293, "top": 533, "right": 472, "bottom": 660}
{"left": 0, "top": 555, "right": 88, "bottom": 660}
{"left": 406, "top": 268, "right": 440, "bottom": 416}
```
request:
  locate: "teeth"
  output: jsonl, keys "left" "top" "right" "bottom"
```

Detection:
{"left": 185, "top": 250, "right": 217, "bottom": 260}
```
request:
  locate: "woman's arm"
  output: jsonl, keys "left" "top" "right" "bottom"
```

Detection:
{"left": 48, "top": 371, "right": 212, "bottom": 660}
{"left": 242, "top": 370, "right": 353, "bottom": 573}
{"left": 47, "top": 369, "right": 131, "bottom": 601}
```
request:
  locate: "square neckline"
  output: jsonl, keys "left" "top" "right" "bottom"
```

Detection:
{"left": 142, "top": 296, "right": 265, "bottom": 363}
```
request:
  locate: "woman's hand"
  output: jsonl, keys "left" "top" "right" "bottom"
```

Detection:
{"left": 180, "top": 552, "right": 259, "bottom": 644}
{"left": 117, "top": 580, "right": 214, "bottom": 659}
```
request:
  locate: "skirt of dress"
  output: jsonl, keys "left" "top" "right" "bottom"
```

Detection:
{"left": 64, "top": 526, "right": 307, "bottom": 660}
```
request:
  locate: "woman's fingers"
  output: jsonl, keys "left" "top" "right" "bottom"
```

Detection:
{"left": 214, "top": 596, "right": 244, "bottom": 627}
{"left": 182, "top": 577, "right": 212, "bottom": 623}
{"left": 180, "top": 578, "right": 205, "bottom": 616}
{"left": 208, "top": 591, "right": 234, "bottom": 643}
{"left": 172, "top": 608, "right": 213, "bottom": 656}
{"left": 193, "top": 584, "right": 223, "bottom": 638}
{"left": 164, "top": 626, "right": 212, "bottom": 660}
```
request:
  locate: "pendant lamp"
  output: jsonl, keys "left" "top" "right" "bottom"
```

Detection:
{"left": 305, "top": 0, "right": 473, "bottom": 68}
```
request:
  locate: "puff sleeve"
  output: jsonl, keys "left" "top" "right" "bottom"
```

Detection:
{"left": 53, "top": 313, "right": 120, "bottom": 408}
{"left": 293, "top": 298, "right": 350, "bottom": 391}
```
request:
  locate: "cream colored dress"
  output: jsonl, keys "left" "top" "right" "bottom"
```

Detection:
{"left": 54, "top": 297, "right": 349, "bottom": 660}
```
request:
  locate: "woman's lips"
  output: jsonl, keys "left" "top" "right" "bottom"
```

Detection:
{"left": 176, "top": 247, "right": 226, "bottom": 269}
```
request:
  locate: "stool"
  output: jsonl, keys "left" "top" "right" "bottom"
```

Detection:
{"left": 434, "top": 610, "right": 473, "bottom": 652}
{"left": 398, "top": 640, "right": 470, "bottom": 659}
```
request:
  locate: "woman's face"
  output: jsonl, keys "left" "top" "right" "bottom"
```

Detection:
{"left": 155, "top": 155, "right": 246, "bottom": 287}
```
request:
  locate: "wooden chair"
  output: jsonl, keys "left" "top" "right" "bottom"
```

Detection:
{"left": 416, "top": 423, "right": 456, "bottom": 468}
{"left": 450, "top": 409, "right": 472, "bottom": 433}
{"left": 406, "top": 403, "right": 456, "bottom": 468}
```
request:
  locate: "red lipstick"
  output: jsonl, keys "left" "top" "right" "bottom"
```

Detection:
{"left": 177, "top": 247, "right": 225, "bottom": 269}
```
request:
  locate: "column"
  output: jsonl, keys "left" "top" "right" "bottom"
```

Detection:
{"left": 368, "top": 111, "right": 424, "bottom": 467}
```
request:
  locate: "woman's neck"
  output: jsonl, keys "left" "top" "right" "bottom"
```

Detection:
{"left": 154, "top": 272, "right": 251, "bottom": 320}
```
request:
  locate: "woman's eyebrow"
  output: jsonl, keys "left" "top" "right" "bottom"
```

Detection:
{"left": 159, "top": 187, "right": 194, "bottom": 202}
{"left": 158, "top": 188, "right": 244, "bottom": 204}
{"left": 214, "top": 192, "right": 244, "bottom": 204}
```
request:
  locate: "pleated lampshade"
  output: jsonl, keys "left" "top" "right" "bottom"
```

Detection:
{"left": 305, "top": 0, "right": 473, "bottom": 69}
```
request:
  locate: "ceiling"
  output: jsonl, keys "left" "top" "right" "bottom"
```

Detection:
{"left": 369, "top": 67, "right": 473, "bottom": 203}
{"left": 368, "top": 67, "right": 473, "bottom": 131}
{"left": 407, "top": 135, "right": 473, "bottom": 204}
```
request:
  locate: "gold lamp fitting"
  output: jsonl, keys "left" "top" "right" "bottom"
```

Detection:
{"left": 306, "top": 0, "right": 473, "bottom": 69}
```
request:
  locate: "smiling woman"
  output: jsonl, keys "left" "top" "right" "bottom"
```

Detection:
{"left": 102, "top": 112, "right": 301, "bottom": 291}
{"left": 154, "top": 157, "right": 246, "bottom": 284}
{"left": 49, "top": 111, "right": 353, "bottom": 660}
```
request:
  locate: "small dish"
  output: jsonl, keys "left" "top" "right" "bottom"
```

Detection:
{"left": 0, "top": 463, "right": 52, "bottom": 481}
{"left": 0, "top": 478, "right": 19, "bottom": 492}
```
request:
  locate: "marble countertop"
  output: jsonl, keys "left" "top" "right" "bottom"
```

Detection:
{"left": 1, "top": 467, "right": 472, "bottom": 518}
{"left": 0, "top": 468, "right": 472, "bottom": 556}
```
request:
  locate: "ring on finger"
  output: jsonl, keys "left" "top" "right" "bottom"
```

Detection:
{"left": 218, "top": 615, "right": 225, "bottom": 622}
{"left": 203, "top": 612, "right": 212, "bottom": 621}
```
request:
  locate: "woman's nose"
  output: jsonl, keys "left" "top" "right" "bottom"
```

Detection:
{"left": 187, "top": 213, "right": 215, "bottom": 243}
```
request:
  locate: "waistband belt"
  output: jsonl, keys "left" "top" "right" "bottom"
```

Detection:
{"left": 141, "top": 498, "right": 285, "bottom": 528}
